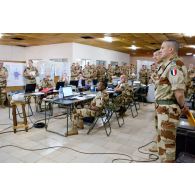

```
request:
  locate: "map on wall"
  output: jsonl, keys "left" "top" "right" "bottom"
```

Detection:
{"left": 3, "top": 62, "right": 26, "bottom": 86}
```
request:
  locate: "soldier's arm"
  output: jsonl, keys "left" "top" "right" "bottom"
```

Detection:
{"left": 168, "top": 65, "right": 189, "bottom": 113}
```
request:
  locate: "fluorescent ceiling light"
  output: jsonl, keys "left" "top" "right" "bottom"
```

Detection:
{"left": 193, "top": 54, "right": 195, "bottom": 57}
{"left": 129, "top": 45, "right": 138, "bottom": 50}
{"left": 186, "top": 53, "right": 193, "bottom": 56}
{"left": 103, "top": 36, "right": 112, "bottom": 42}
{"left": 183, "top": 33, "right": 195, "bottom": 37}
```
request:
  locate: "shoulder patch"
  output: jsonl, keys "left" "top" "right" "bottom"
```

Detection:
{"left": 170, "top": 67, "right": 177, "bottom": 76}
{"left": 176, "top": 60, "right": 184, "bottom": 67}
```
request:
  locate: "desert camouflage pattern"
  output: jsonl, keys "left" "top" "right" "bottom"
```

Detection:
{"left": 107, "top": 64, "right": 115, "bottom": 82}
{"left": 155, "top": 55, "right": 186, "bottom": 162}
{"left": 187, "top": 66, "right": 195, "bottom": 96}
{"left": 156, "top": 104, "right": 181, "bottom": 162}
{"left": 23, "top": 66, "right": 39, "bottom": 84}
{"left": 139, "top": 67, "right": 149, "bottom": 85}
{"left": 96, "top": 64, "right": 106, "bottom": 82}
{"left": 114, "top": 65, "right": 121, "bottom": 77}
{"left": 0, "top": 66, "right": 8, "bottom": 105}
{"left": 71, "top": 90, "right": 109, "bottom": 132}
{"left": 82, "top": 64, "right": 92, "bottom": 84}
{"left": 71, "top": 63, "right": 81, "bottom": 80}
{"left": 39, "top": 79, "right": 55, "bottom": 89}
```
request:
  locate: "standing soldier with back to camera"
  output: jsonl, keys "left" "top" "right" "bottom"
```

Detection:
{"left": 0, "top": 61, "right": 8, "bottom": 108}
{"left": 155, "top": 40, "right": 189, "bottom": 162}
{"left": 23, "top": 60, "right": 39, "bottom": 85}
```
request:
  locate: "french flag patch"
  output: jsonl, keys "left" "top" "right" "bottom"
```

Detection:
{"left": 171, "top": 68, "right": 177, "bottom": 76}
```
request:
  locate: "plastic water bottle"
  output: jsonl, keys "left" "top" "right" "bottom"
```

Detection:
{"left": 59, "top": 86, "right": 63, "bottom": 99}
{"left": 90, "top": 82, "right": 94, "bottom": 92}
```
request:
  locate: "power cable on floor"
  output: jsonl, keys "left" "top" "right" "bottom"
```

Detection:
{"left": 0, "top": 141, "right": 159, "bottom": 163}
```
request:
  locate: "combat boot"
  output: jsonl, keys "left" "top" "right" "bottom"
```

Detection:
{"left": 77, "top": 119, "right": 84, "bottom": 129}
{"left": 65, "top": 126, "right": 78, "bottom": 136}
{"left": 148, "top": 144, "right": 158, "bottom": 152}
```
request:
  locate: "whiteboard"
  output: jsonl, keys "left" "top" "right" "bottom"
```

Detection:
{"left": 3, "top": 62, "right": 26, "bottom": 86}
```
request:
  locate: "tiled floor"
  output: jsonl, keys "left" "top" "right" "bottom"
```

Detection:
{"left": 0, "top": 103, "right": 160, "bottom": 163}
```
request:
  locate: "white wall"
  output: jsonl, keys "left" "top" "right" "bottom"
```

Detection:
{"left": 25, "top": 43, "right": 73, "bottom": 62}
{"left": 72, "top": 43, "right": 130, "bottom": 66}
{"left": 0, "top": 45, "right": 25, "bottom": 61}
{"left": 0, "top": 42, "right": 130, "bottom": 67}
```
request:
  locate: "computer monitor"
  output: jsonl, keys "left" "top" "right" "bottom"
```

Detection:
{"left": 56, "top": 82, "right": 65, "bottom": 90}
{"left": 63, "top": 86, "right": 73, "bottom": 97}
{"left": 69, "top": 80, "right": 78, "bottom": 87}
{"left": 25, "top": 84, "right": 36, "bottom": 93}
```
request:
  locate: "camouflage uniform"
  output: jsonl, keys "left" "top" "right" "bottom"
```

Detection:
{"left": 114, "top": 65, "right": 121, "bottom": 77}
{"left": 39, "top": 79, "right": 55, "bottom": 89}
{"left": 71, "top": 63, "right": 81, "bottom": 81}
{"left": 83, "top": 65, "right": 91, "bottom": 84}
{"left": 97, "top": 65, "right": 106, "bottom": 82}
{"left": 155, "top": 56, "right": 186, "bottom": 162}
{"left": 107, "top": 65, "right": 115, "bottom": 83}
{"left": 114, "top": 82, "right": 133, "bottom": 115}
{"left": 187, "top": 67, "right": 195, "bottom": 96}
{"left": 23, "top": 66, "right": 39, "bottom": 84}
{"left": 139, "top": 67, "right": 149, "bottom": 85}
{"left": 0, "top": 66, "right": 8, "bottom": 106}
{"left": 70, "top": 90, "right": 109, "bottom": 134}
{"left": 37, "top": 78, "right": 55, "bottom": 108}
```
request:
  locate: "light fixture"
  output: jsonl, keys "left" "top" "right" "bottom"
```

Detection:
{"left": 103, "top": 36, "right": 112, "bottom": 43}
{"left": 183, "top": 33, "right": 195, "bottom": 37}
{"left": 129, "top": 45, "right": 138, "bottom": 50}
{"left": 193, "top": 54, "right": 195, "bottom": 57}
{"left": 186, "top": 53, "right": 193, "bottom": 56}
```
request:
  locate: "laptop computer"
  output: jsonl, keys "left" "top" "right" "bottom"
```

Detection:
{"left": 56, "top": 81, "right": 65, "bottom": 90}
{"left": 63, "top": 86, "right": 74, "bottom": 97}
{"left": 25, "top": 84, "right": 36, "bottom": 93}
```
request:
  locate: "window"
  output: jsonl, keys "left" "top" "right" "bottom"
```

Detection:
{"left": 81, "top": 59, "right": 91, "bottom": 68}
{"left": 96, "top": 60, "right": 106, "bottom": 66}
{"left": 111, "top": 61, "right": 118, "bottom": 66}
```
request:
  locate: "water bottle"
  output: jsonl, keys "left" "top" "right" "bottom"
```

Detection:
{"left": 59, "top": 86, "right": 63, "bottom": 99}
{"left": 90, "top": 82, "right": 94, "bottom": 92}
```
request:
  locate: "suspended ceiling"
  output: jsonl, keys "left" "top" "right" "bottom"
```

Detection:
{"left": 0, "top": 33, "right": 195, "bottom": 56}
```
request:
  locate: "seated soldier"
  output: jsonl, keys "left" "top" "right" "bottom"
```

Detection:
{"left": 68, "top": 81, "right": 109, "bottom": 136}
{"left": 38, "top": 75, "right": 55, "bottom": 110}
{"left": 114, "top": 74, "right": 133, "bottom": 116}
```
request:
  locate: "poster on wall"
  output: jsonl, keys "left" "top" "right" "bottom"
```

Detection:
{"left": 3, "top": 62, "right": 26, "bottom": 86}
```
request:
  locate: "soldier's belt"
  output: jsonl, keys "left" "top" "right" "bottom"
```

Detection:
{"left": 156, "top": 99, "right": 178, "bottom": 105}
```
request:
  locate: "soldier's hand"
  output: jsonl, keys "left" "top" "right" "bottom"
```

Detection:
{"left": 181, "top": 105, "right": 189, "bottom": 116}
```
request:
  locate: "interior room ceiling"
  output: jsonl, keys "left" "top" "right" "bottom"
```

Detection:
{"left": 0, "top": 33, "right": 195, "bottom": 56}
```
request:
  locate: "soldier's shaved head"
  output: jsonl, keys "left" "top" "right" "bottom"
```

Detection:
{"left": 164, "top": 40, "right": 179, "bottom": 53}
{"left": 160, "top": 40, "right": 180, "bottom": 60}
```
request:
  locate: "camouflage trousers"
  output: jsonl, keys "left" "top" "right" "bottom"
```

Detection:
{"left": 72, "top": 108, "right": 97, "bottom": 129}
{"left": 140, "top": 77, "right": 148, "bottom": 85}
{"left": 156, "top": 104, "right": 181, "bottom": 162}
{"left": 0, "top": 86, "right": 7, "bottom": 105}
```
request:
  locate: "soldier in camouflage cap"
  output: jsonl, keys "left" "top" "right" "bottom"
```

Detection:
{"left": 0, "top": 61, "right": 8, "bottom": 108}
{"left": 23, "top": 60, "right": 39, "bottom": 85}
{"left": 68, "top": 81, "right": 109, "bottom": 136}
{"left": 155, "top": 40, "right": 189, "bottom": 162}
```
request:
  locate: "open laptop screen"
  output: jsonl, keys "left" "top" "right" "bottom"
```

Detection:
{"left": 63, "top": 86, "right": 73, "bottom": 97}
